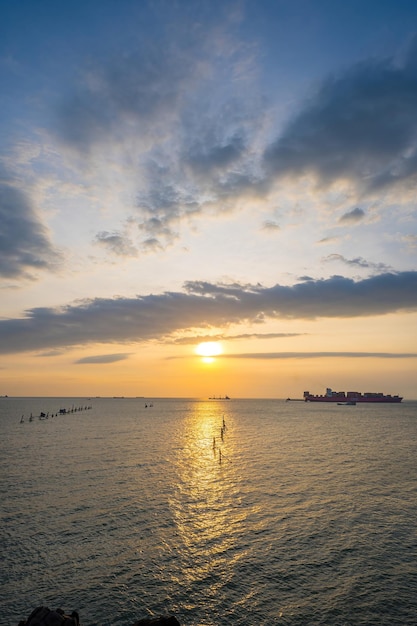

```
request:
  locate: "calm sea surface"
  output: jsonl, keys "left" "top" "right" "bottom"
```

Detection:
{"left": 1, "top": 397, "right": 416, "bottom": 626}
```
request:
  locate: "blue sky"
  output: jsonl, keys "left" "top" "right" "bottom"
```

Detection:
{"left": 1, "top": 0, "right": 417, "bottom": 397}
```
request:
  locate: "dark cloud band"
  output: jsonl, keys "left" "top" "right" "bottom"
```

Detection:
{"left": 0, "top": 271, "right": 416, "bottom": 354}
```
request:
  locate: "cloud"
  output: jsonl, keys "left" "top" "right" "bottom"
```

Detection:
{"left": 54, "top": 12, "right": 256, "bottom": 160}
{"left": 6, "top": 9, "right": 417, "bottom": 271}
{"left": 0, "top": 271, "right": 416, "bottom": 354}
{"left": 322, "top": 254, "right": 392, "bottom": 272}
{"left": 263, "top": 41, "right": 417, "bottom": 193}
{"left": 36, "top": 350, "right": 65, "bottom": 357}
{"left": 218, "top": 351, "right": 417, "bottom": 359}
{"left": 140, "top": 237, "right": 165, "bottom": 253}
{"left": 125, "top": 34, "right": 417, "bottom": 241}
{"left": 171, "top": 332, "right": 304, "bottom": 345}
{"left": 136, "top": 170, "right": 190, "bottom": 243}
{"left": 75, "top": 353, "right": 131, "bottom": 364}
{"left": 402, "top": 234, "right": 417, "bottom": 249}
{"left": 317, "top": 236, "right": 339, "bottom": 244}
{"left": 261, "top": 220, "right": 280, "bottom": 232}
{"left": 185, "top": 131, "right": 246, "bottom": 175}
{"left": 339, "top": 207, "right": 365, "bottom": 223}
{"left": 0, "top": 178, "right": 61, "bottom": 279}
{"left": 133, "top": 102, "right": 265, "bottom": 242}
{"left": 50, "top": 17, "right": 266, "bottom": 247}
{"left": 94, "top": 231, "right": 137, "bottom": 257}
{"left": 55, "top": 45, "right": 193, "bottom": 152}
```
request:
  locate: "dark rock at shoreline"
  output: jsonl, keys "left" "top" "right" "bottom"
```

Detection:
{"left": 18, "top": 607, "right": 181, "bottom": 626}
{"left": 18, "top": 607, "right": 80, "bottom": 626}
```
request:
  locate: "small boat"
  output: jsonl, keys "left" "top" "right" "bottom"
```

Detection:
{"left": 209, "top": 395, "right": 230, "bottom": 400}
{"left": 337, "top": 401, "right": 356, "bottom": 406}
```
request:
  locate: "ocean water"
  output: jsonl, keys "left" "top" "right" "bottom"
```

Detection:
{"left": 1, "top": 397, "right": 416, "bottom": 626}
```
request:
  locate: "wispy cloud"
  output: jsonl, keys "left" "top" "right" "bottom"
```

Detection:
{"left": 317, "top": 236, "right": 340, "bottom": 245}
{"left": 55, "top": 45, "right": 193, "bottom": 153}
{"left": 36, "top": 350, "right": 65, "bottom": 357}
{"left": 5, "top": 8, "right": 417, "bottom": 269}
{"left": 0, "top": 175, "right": 61, "bottom": 279}
{"left": 94, "top": 231, "right": 138, "bottom": 257}
{"left": 401, "top": 234, "right": 417, "bottom": 249}
{"left": 339, "top": 207, "right": 365, "bottom": 224}
{"left": 218, "top": 351, "right": 417, "bottom": 359}
{"left": 322, "top": 254, "right": 392, "bottom": 272}
{"left": 46, "top": 13, "right": 267, "bottom": 251}
{"left": 75, "top": 353, "right": 131, "bottom": 364}
{"left": 0, "top": 271, "right": 416, "bottom": 354}
{"left": 171, "top": 332, "right": 304, "bottom": 345}
{"left": 261, "top": 220, "right": 280, "bottom": 232}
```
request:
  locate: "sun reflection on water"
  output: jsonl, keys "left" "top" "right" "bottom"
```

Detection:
{"left": 170, "top": 403, "right": 249, "bottom": 593}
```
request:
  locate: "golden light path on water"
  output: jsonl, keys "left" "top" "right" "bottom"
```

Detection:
{"left": 169, "top": 403, "right": 255, "bottom": 610}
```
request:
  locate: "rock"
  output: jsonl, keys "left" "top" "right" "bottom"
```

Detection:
{"left": 18, "top": 608, "right": 180, "bottom": 626}
{"left": 18, "top": 607, "right": 80, "bottom": 626}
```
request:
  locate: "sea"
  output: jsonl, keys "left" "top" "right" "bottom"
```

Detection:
{"left": 1, "top": 397, "right": 416, "bottom": 626}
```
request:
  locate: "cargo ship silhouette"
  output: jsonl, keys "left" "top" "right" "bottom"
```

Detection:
{"left": 303, "top": 387, "right": 403, "bottom": 403}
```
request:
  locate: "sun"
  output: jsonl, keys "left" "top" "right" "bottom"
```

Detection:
{"left": 195, "top": 341, "right": 223, "bottom": 358}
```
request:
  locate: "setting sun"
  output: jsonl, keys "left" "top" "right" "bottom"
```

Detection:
{"left": 195, "top": 341, "right": 223, "bottom": 358}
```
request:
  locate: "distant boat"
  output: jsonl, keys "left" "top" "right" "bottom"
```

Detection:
{"left": 337, "top": 401, "right": 356, "bottom": 406}
{"left": 209, "top": 395, "right": 230, "bottom": 400}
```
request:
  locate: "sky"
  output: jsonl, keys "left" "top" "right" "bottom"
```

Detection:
{"left": 1, "top": 0, "right": 417, "bottom": 399}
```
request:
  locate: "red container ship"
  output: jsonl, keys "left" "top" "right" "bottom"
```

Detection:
{"left": 303, "top": 387, "right": 403, "bottom": 403}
